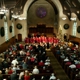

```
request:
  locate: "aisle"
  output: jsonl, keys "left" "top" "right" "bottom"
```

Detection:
{"left": 46, "top": 51, "right": 71, "bottom": 80}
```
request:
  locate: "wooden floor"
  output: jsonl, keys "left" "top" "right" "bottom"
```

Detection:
{"left": 46, "top": 50, "right": 71, "bottom": 80}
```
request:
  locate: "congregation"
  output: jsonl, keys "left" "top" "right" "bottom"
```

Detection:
{"left": 51, "top": 41, "right": 80, "bottom": 80}
{"left": 0, "top": 39, "right": 59, "bottom": 80}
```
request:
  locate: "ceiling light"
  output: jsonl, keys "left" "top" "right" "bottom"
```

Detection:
{"left": 62, "top": 17, "right": 67, "bottom": 20}
{"left": 70, "top": 17, "right": 76, "bottom": 21}
{"left": 18, "top": 16, "right": 26, "bottom": 20}
{"left": 68, "top": 13, "right": 70, "bottom": 15}
{"left": 70, "top": 13, "right": 77, "bottom": 21}
{"left": 0, "top": 11, "right": 4, "bottom": 14}
{"left": 77, "top": 11, "right": 79, "bottom": 14}
{"left": 0, "top": 0, "right": 9, "bottom": 13}
{"left": 12, "top": 14, "right": 20, "bottom": 18}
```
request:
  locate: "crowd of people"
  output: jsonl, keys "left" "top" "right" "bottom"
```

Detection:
{"left": 52, "top": 41, "right": 80, "bottom": 80}
{"left": 0, "top": 41, "right": 58, "bottom": 80}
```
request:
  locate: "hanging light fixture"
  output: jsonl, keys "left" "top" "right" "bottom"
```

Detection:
{"left": 18, "top": 16, "right": 26, "bottom": 20}
{"left": 70, "top": 13, "right": 77, "bottom": 21}
{"left": 0, "top": 0, "right": 8, "bottom": 14}
{"left": 62, "top": 17, "right": 67, "bottom": 20}
{"left": 62, "top": 15, "right": 67, "bottom": 20}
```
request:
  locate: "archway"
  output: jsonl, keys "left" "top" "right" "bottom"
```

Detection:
{"left": 20, "top": 0, "right": 64, "bottom": 36}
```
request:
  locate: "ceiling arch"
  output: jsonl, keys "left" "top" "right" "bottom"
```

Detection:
{"left": 20, "top": 0, "right": 64, "bottom": 19}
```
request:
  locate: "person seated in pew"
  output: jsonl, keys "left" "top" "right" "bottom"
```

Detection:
{"left": 12, "top": 65, "right": 17, "bottom": 72}
{"left": 74, "top": 60, "right": 79, "bottom": 64}
{"left": 22, "top": 61, "right": 28, "bottom": 69}
{"left": 41, "top": 76, "right": 46, "bottom": 80}
{"left": 8, "top": 67, "right": 13, "bottom": 74}
{"left": 32, "top": 66, "right": 39, "bottom": 74}
{"left": 38, "top": 60, "right": 44, "bottom": 67}
{"left": 49, "top": 73, "right": 56, "bottom": 80}
{"left": 24, "top": 70, "right": 30, "bottom": 80}
{"left": 0, "top": 70, "right": 3, "bottom": 80}
{"left": 64, "top": 57, "right": 69, "bottom": 62}
{"left": 10, "top": 70, "right": 18, "bottom": 80}
{"left": 16, "top": 65, "right": 20, "bottom": 70}
{"left": 11, "top": 58, "right": 18, "bottom": 66}
{"left": 19, "top": 71, "right": 24, "bottom": 80}
{"left": 69, "top": 63, "right": 76, "bottom": 69}
{"left": 44, "top": 57, "right": 51, "bottom": 66}
{"left": 60, "top": 53, "right": 65, "bottom": 59}
{"left": 19, "top": 50, "right": 26, "bottom": 56}
{"left": 76, "top": 62, "right": 80, "bottom": 69}
{"left": 75, "top": 71, "right": 80, "bottom": 79}
{"left": 5, "top": 68, "right": 9, "bottom": 74}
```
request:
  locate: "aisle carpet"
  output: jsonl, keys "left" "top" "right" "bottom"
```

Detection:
{"left": 46, "top": 50, "right": 71, "bottom": 80}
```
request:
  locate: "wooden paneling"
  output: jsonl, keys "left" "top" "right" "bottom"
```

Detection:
{"left": 69, "top": 35, "right": 80, "bottom": 45}
{"left": 29, "top": 24, "right": 54, "bottom": 34}
{"left": 0, "top": 36, "right": 16, "bottom": 53}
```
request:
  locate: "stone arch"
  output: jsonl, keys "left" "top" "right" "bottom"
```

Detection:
{"left": 20, "top": 0, "right": 64, "bottom": 18}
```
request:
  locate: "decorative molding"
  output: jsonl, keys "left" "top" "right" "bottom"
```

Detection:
{"left": 16, "top": 23, "right": 22, "bottom": 29}
{"left": 63, "top": 24, "right": 69, "bottom": 30}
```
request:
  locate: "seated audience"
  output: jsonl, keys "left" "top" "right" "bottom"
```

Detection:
{"left": 69, "top": 64, "right": 76, "bottom": 69}
{"left": 24, "top": 70, "right": 30, "bottom": 80}
{"left": 19, "top": 71, "right": 24, "bottom": 80}
{"left": 5, "top": 68, "right": 9, "bottom": 74}
{"left": 8, "top": 67, "right": 13, "bottom": 74}
{"left": 38, "top": 60, "right": 44, "bottom": 67}
{"left": 11, "top": 58, "right": 18, "bottom": 66}
{"left": 44, "top": 60, "right": 50, "bottom": 66}
{"left": 49, "top": 73, "right": 56, "bottom": 80}
{"left": 32, "top": 66, "right": 39, "bottom": 74}
{"left": 10, "top": 70, "right": 18, "bottom": 80}
{"left": 0, "top": 70, "right": 3, "bottom": 80}
{"left": 64, "top": 57, "right": 69, "bottom": 62}
{"left": 22, "top": 61, "right": 28, "bottom": 69}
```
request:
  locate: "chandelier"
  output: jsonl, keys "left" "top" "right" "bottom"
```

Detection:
{"left": 0, "top": 0, "right": 8, "bottom": 14}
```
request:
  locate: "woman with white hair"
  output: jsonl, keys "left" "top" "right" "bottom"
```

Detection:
{"left": 49, "top": 73, "right": 56, "bottom": 80}
{"left": 32, "top": 66, "right": 39, "bottom": 74}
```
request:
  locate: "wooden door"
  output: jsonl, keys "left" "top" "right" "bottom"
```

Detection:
{"left": 18, "top": 34, "right": 22, "bottom": 42}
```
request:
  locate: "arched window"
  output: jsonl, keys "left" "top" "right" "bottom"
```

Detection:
{"left": 72, "top": 21, "right": 77, "bottom": 36}
{"left": 12, "top": 20, "right": 15, "bottom": 37}
{"left": 4, "top": 15, "right": 9, "bottom": 41}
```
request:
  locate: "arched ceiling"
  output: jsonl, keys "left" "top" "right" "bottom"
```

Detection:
{"left": 27, "top": 0, "right": 58, "bottom": 15}
{"left": 0, "top": 0, "right": 80, "bottom": 20}
{"left": 59, "top": 0, "right": 80, "bottom": 20}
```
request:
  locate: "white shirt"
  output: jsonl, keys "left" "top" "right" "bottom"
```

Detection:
{"left": 20, "top": 50, "right": 25, "bottom": 55}
{"left": 19, "top": 72, "right": 24, "bottom": 80}
{"left": 32, "top": 68, "right": 39, "bottom": 74}
{"left": 64, "top": 58, "right": 69, "bottom": 62}
{"left": 69, "top": 64, "right": 76, "bottom": 68}
{"left": 45, "top": 61, "right": 50, "bottom": 66}
{"left": 11, "top": 59, "right": 18, "bottom": 66}
{"left": 49, "top": 75, "right": 56, "bottom": 80}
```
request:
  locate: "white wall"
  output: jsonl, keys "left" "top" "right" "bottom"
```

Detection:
{"left": 59, "top": 17, "right": 80, "bottom": 39}
{"left": 15, "top": 19, "right": 28, "bottom": 41}
{"left": 0, "top": 19, "right": 5, "bottom": 45}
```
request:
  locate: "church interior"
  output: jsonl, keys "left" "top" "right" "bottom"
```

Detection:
{"left": 0, "top": 0, "right": 80, "bottom": 80}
